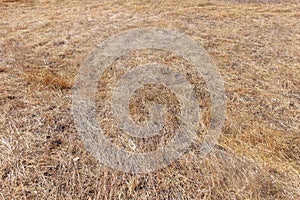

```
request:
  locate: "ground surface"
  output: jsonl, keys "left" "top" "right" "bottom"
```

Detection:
{"left": 0, "top": 0, "right": 299, "bottom": 199}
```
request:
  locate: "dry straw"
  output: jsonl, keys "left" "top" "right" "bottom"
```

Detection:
{"left": 0, "top": 0, "right": 299, "bottom": 199}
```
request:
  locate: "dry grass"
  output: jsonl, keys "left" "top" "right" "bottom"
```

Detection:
{"left": 0, "top": 0, "right": 299, "bottom": 199}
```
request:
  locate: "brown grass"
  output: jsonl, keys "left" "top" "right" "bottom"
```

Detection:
{"left": 0, "top": 0, "right": 299, "bottom": 199}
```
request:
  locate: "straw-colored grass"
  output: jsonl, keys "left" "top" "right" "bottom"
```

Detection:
{"left": 0, "top": 0, "right": 299, "bottom": 199}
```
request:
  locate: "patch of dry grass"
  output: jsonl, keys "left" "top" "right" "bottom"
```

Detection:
{"left": 0, "top": 0, "right": 299, "bottom": 199}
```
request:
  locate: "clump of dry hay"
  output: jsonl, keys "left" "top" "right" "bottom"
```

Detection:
{"left": 0, "top": 0, "right": 299, "bottom": 199}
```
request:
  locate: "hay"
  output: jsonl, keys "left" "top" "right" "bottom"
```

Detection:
{"left": 0, "top": 0, "right": 299, "bottom": 199}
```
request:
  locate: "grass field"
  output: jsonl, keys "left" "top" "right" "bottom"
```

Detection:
{"left": 0, "top": 0, "right": 299, "bottom": 199}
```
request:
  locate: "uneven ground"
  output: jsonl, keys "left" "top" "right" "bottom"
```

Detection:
{"left": 0, "top": 0, "right": 299, "bottom": 199}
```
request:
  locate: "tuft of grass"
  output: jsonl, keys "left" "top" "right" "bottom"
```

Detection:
{"left": 40, "top": 74, "right": 73, "bottom": 90}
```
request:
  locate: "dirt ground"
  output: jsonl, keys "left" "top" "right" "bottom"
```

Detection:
{"left": 0, "top": 0, "right": 299, "bottom": 199}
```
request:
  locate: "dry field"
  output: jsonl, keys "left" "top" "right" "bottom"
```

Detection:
{"left": 0, "top": 0, "right": 299, "bottom": 199}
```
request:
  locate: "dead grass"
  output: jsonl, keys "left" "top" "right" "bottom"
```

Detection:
{"left": 0, "top": 0, "right": 299, "bottom": 199}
